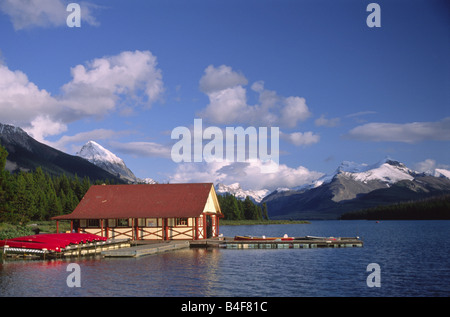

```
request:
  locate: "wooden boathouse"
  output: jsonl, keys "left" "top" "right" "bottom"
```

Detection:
{"left": 52, "top": 183, "right": 223, "bottom": 241}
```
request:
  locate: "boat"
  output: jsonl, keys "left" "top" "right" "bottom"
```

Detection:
{"left": 234, "top": 235, "right": 294, "bottom": 241}
{"left": 0, "top": 233, "right": 107, "bottom": 253}
{"left": 0, "top": 239, "right": 64, "bottom": 252}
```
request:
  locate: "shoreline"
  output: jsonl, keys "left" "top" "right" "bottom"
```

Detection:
{"left": 220, "top": 220, "right": 310, "bottom": 226}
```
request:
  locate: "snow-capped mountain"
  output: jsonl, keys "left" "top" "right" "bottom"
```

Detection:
{"left": 215, "top": 182, "right": 270, "bottom": 203}
{"left": 140, "top": 177, "right": 157, "bottom": 184}
{"left": 434, "top": 168, "right": 450, "bottom": 179}
{"left": 262, "top": 158, "right": 450, "bottom": 220}
{"left": 321, "top": 157, "right": 416, "bottom": 186}
{"left": 77, "top": 141, "right": 138, "bottom": 183}
{"left": 0, "top": 123, "right": 123, "bottom": 181}
{"left": 77, "top": 141, "right": 157, "bottom": 184}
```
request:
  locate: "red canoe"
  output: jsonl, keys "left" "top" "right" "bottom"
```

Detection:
{"left": 0, "top": 233, "right": 107, "bottom": 253}
{"left": 234, "top": 235, "right": 294, "bottom": 241}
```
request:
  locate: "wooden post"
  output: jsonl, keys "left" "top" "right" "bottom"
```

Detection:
{"left": 164, "top": 218, "right": 168, "bottom": 241}
{"left": 56, "top": 221, "right": 59, "bottom": 234}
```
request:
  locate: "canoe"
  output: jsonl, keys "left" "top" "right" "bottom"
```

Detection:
{"left": 0, "top": 240, "right": 63, "bottom": 252}
{"left": 234, "top": 235, "right": 294, "bottom": 241}
{"left": 0, "top": 233, "right": 107, "bottom": 253}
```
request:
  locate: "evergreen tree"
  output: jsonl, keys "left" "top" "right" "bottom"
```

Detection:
{"left": 243, "top": 196, "right": 256, "bottom": 220}
{"left": 262, "top": 203, "right": 269, "bottom": 220}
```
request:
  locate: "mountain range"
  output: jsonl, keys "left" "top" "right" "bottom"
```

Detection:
{"left": 0, "top": 123, "right": 123, "bottom": 182}
{"left": 215, "top": 183, "right": 270, "bottom": 203}
{"left": 261, "top": 158, "right": 450, "bottom": 220}
{"left": 1, "top": 122, "right": 449, "bottom": 219}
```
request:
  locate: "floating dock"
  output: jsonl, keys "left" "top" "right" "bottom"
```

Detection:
{"left": 1, "top": 235, "right": 363, "bottom": 259}
{"left": 101, "top": 240, "right": 190, "bottom": 258}
{"left": 190, "top": 236, "right": 363, "bottom": 249}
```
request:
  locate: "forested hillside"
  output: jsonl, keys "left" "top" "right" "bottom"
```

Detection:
{"left": 340, "top": 194, "right": 450, "bottom": 220}
{"left": 1, "top": 145, "right": 266, "bottom": 224}
{"left": 0, "top": 145, "right": 118, "bottom": 224}
{"left": 217, "top": 193, "right": 269, "bottom": 220}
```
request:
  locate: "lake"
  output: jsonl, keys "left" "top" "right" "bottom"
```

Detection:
{"left": 1, "top": 220, "right": 449, "bottom": 298}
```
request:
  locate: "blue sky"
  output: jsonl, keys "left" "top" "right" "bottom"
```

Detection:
{"left": 0, "top": 0, "right": 449, "bottom": 190}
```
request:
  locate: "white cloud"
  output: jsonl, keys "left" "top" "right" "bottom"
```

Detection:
{"left": 199, "top": 65, "right": 248, "bottom": 94}
{"left": 0, "top": 0, "right": 99, "bottom": 30}
{"left": 280, "top": 131, "right": 320, "bottom": 146}
{"left": 169, "top": 159, "right": 323, "bottom": 191}
{"left": 24, "top": 115, "right": 67, "bottom": 143}
{"left": 47, "top": 129, "right": 130, "bottom": 152}
{"left": 414, "top": 159, "right": 450, "bottom": 174}
{"left": 109, "top": 141, "right": 172, "bottom": 159}
{"left": 0, "top": 64, "right": 59, "bottom": 127}
{"left": 280, "top": 96, "right": 311, "bottom": 128}
{"left": 315, "top": 114, "right": 340, "bottom": 127}
{"left": 0, "top": 50, "right": 164, "bottom": 143}
{"left": 198, "top": 65, "right": 311, "bottom": 128}
{"left": 346, "top": 118, "right": 450, "bottom": 143}
{"left": 61, "top": 50, "right": 164, "bottom": 118}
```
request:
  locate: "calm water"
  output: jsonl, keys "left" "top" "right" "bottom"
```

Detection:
{"left": 1, "top": 220, "right": 449, "bottom": 297}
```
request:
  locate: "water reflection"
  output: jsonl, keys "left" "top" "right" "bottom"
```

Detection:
{"left": 1, "top": 221, "right": 449, "bottom": 297}
{"left": 0, "top": 248, "right": 223, "bottom": 297}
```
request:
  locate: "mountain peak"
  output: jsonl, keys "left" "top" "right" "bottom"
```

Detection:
{"left": 335, "top": 157, "right": 415, "bottom": 185}
{"left": 0, "top": 122, "right": 33, "bottom": 151}
{"left": 215, "top": 182, "right": 270, "bottom": 203}
{"left": 77, "top": 140, "right": 123, "bottom": 165}
{"left": 77, "top": 141, "right": 138, "bottom": 183}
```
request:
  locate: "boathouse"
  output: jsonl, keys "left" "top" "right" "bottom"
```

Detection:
{"left": 52, "top": 183, "right": 222, "bottom": 241}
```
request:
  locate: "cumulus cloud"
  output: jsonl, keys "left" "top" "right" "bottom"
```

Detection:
{"left": 169, "top": 159, "right": 323, "bottom": 191}
{"left": 0, "top": 66, "right": 70, "bottom": 147}
{"left": 61, "top": 50, "right": 164, "bottom": 118}
{"left": 197, "top": 65, "right": 311, "bottom": 128}
{"left": 199, "top": 65, "right": 248, "bottom": 94}
{"left": 24, "top": 115, "right": 68, "bottom": 143}
{"left": 0, "top": 0, "right": 99, "bottom": 30}
{"left": 345, "top": 118, "right": 450, "bottom": 143}
{"left": 0, "top": 50, "right": 164, "bottom": 143}
{"left": 280, "top": 131, "right": 320, "bottom": 146}
{"left": 0, "top": 64, "right": 62, "bottom": 132}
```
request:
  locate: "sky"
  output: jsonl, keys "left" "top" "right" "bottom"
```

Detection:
{"left": 0, "top": 0, "right": 449, "bottom": 191}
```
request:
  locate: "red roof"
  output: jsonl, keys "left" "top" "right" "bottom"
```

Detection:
{"left": 52, "top": 183, "right": 220, "bottom": 220}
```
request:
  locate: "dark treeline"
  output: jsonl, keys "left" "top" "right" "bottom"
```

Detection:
{"left": 217, "top": 193, "right": 269, "bottom": 221}
{"left": 1, "top": 145, "right": 268, "bottom": 223}
{"left": 0, "top": 145, "right": 117, "bottom": 224}
{"left": 340, "top": 194, "right": 450, "bottom": 220}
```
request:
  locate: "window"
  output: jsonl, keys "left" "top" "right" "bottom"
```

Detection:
{"left": 117, "top": 218, "right": 129, "bottom": 227}
{"left": 88, "top": 219, "right": 99, "bottom": 227}
{"left": 146, "top": 218, "right": 158, "bottom": 227}
{"left": 176, "top": 218, "right": 188, "bottom": 226}
{"left": 137, "top": 218, "right": 145, "bottom": 227}
{"left": 108, "top": 219, "right": 116, "bottom": 227}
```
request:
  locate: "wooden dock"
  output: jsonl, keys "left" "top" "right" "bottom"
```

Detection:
{"left": 2, "top": 236, "right": 363, "bottom": 260}
{"left": 190, "top": 236, "right": 363, "bottom": 249}
{"left": 101, "top": 240, "right": 190, "bottom": 258}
